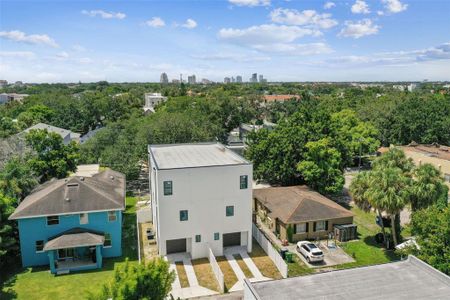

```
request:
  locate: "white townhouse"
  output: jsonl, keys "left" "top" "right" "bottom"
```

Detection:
{"left": 148, "top": 142, "right": 253, "bottom": 259}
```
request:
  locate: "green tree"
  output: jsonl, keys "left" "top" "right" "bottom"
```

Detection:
{"left": 297, "top": 138, "right": 344, "bottom": 195}
{"left": 0, "top": 157, "right": 38, "bottom": 201}
{"left": 17, "top": 104, "right": 55, "bottom": 128}
{"left": 0, "top": 117, "right": 20, "bottom": 138}
{"left": 410, "top": 163, "right": 448, "bottom": 211}
{"left": 0, "top": 193, "right": 18, "bottom": 270}
{"left": 89, "top": 258, "right": 175, "bottom": 300}
{"left": 25, "top": 129, "right": 80, "bottom": 182}
{"left": 411, "top": 206, "right": 450, "bottom": 275}
{"left": 372, "top": 147, "right": 414, "bottom": 173}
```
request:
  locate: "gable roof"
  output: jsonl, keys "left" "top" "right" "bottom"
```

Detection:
{"left": 9, "top": 169, "right": 126, "bottom": 220}
{"left": 149, "top": 142, "right": 250, "bottom": 170}
{"left": 253, "top": 185, "right": 353, "bottom": 224}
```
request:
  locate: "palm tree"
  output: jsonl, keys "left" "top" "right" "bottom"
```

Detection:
{"left": 350, "top": 171, "right": 387, "bottom": 240}
{"left": 367, "top": 167, "right": 411, "bottom": 246}
{"left": 410, "top": 163, "right": 448, "bottom": 211}
{"left": 373, "top": 147, "right": 414, "bottom": 174}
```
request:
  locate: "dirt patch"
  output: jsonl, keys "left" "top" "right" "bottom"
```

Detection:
{"left": 216, "top": 256, "right": 238, "bottom": 291}
{"left": 192, "top": 258, "right": 220, "bottom": 292}
{"left": 175, "top": 261, "right": 190, "bottom": 288}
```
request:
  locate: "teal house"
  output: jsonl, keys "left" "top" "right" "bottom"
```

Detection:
{"left": 9, "top": 169, "right": 126, "bottom": 274}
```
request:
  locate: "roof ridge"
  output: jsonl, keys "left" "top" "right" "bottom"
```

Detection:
{"left": 286, "top": 187, "right": 305, "bottom": 223}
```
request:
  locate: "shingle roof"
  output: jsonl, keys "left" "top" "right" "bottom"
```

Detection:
{"left": 149, "top": 142, "right": 250, "bottom": 170}
{"left": 247, "top": 256, "right": 450, "bottom": 300}
{"left": 9, "top": 169, "right": 125, "bottom": 220}
{"left": 253, "top": 185, "right": 353, "bottom": 224}
{"left": 23, "top": 123, "right": 73, "bottom": 139}
{"left": 43, "top": 228, "right": 105, "bottom": 251}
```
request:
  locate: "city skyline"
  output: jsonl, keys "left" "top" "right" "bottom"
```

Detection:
{"left": 1, "top": 0, "right": 450, "bottom": 83}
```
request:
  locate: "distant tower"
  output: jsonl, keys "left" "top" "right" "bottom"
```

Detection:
{"left": 180, "top": 74, "right": 183, "bottom": 82}
{"left": 160, "top": 73, "right": 169, "bottom": 84}
{"left": 236, "top": 76, "right": 242, "bottom": 83}
{"left": 188, "top": 74, "right": 196, "bottom": 84}
{"left": 250, "top": 73, "right": 257, "bottom": 83}
{"left": 259, "top": 74, "right": 263, "bottom": 82}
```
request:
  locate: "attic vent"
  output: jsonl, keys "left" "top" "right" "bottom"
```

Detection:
{"left": 67, "top": 183, "right": 79, "bottom": 187}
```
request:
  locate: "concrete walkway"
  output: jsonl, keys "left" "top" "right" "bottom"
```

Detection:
{"left": 165, "top": 253, "right": 219, "bottom": 299}
{"left": 223, "top": 246, "right": 270, "bottom": 292}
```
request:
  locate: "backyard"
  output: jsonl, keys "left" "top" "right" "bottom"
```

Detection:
{"left": 1, "top": 197, "right": 139, "bottom": 300}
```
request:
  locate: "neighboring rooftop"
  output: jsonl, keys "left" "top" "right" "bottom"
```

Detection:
{"left": 9, "top": 169, "right": 126, "bottom": 220}
{"left": 379, "top": 143, "right": 450, "bottom": 161}
{"left": 74, "top": 164, "right": 100, "bottom": 177}
{"left": 23, "top": 123, "right": 80, "bottom": 143}
{"left": 263, "top": 94, "right": 301, "bottom": 102}
{"left": 246, "top": 256, "right": 450, "bottom": 300}
{"left": 253, "top": 185, "right": 353, "bottom": 224}
{"left": 149, "top": 142, "right": 250, "bottom": 170}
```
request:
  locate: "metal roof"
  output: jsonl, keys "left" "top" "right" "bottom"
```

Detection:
{"left": 43, "top": 228, "right": 104, "bottom": 251}
{"left": 246, "top": 256, "right": 450, "bottom": 300}
{"left": 148, "top": 142, "right": 250, "bottom": 170}
{"left": 9, "top": 169, "right": 126, "bottom": 219}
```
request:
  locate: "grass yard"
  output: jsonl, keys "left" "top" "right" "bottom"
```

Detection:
{"left": 338, "top": 205, "right": 400, "bottom": 269}
{"left": 192, "top": 258, "right": 220, "bottom": 292}
{"left": 249, "top": 240, "right": 282, "bottom": 279}
{"left": 216, "top": 256, "right": 238, "bottom": 291}
{"left": 1, "top": 197, "right": 139, "bottom": 300}
{"left": 287, "top": 254, "right": 314, "bottom": 277}
{"left": 232, "top": 254, "right": 253, "bottom": 278}
{"left": 175, "top": 262, "right": 190, "bottom": 288}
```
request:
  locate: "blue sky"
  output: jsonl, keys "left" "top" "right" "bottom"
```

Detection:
{"left": 1, "top": 0, "right": 449, "bottom": 82}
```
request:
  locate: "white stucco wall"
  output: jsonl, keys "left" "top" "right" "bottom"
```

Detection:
{"left": 150, "top": 159, "right": 253, "bottom": 259}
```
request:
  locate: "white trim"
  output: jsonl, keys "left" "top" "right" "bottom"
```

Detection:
{"left": 11, "top": 207, "right": 125, "bottom": 220}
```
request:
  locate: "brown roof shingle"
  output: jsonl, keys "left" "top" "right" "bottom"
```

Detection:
{"left": 9, "top": 169, "right": 126, "bottom": 220}
{"left": 253, "top": 185, "right": 353, "bottom": 224}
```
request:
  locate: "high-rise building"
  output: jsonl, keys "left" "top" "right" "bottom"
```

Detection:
{"left": 224, "top": 77, "right": 231, "bottom": 84}
{"left": 160, "top": 73, "right": 169, "bottom": 84}
{"left": 250, "top": 73, "right": 257, "bottom": 83}
{"left": 231, "top": 77, "right": 235, "bottom": 83}
{"left": 188, "top": 75, "right": 196, "bottom": 84}
{"left": 236, "top": 76, "right": 242, "bottom": 83}
{"left": 258, "top": 75, "right": 263, "bottom": 82}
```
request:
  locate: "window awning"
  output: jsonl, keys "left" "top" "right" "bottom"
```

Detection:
{"left": 43, "top": 228, "right": 105, "bottom": 251}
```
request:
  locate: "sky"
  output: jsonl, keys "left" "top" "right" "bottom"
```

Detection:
{"left": 1, "top": 0, "right": 450, "bottom": 83}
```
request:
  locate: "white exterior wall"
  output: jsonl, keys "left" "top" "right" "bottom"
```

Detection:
{"left": 150, "top": 158, "right": 253, "bottom": 259}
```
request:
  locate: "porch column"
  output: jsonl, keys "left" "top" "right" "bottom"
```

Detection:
{"left": 48, "top": 250, "right": 56, "bottom": 274}
{"left": 96, "top": 245, "right": 103, "bottom": 269}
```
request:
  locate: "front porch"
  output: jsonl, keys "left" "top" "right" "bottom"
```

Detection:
{"left": 43, "top": 228, "right": 105, "bottom": 274}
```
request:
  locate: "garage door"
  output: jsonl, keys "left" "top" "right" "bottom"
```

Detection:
{"left": 223, "top": 232, "right": 241, "bottom": 247}
{"left": 166, "top": 238, "right": 186, "bottom": 254}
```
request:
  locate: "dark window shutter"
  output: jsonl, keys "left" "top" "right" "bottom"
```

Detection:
{"left": 306, "top": 222, "right": 309, "bottom": 233}
{"left": 313, "top": 222, "right": 316, "bottom": 232}
{"left": 325, "top": 221, "right": 329, "bottom": 231}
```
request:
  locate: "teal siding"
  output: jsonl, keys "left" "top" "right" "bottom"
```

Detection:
{"left": 18, "top": 210, "right": 122, "bottom": 267}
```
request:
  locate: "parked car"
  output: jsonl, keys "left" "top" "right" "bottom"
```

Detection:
{"left": 296, "top": 241, "right": 324, "bottom": 263}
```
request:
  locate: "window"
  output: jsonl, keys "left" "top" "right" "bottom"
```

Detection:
{"left": 80, "top": 213, "right": 89, "bottom": 225}
{"left": 240, "top": 175, "right": 248, "bottom": 189}
{"left": 195, "top": 235, "right": 201, "bottom": 243}
{"left": 35, "top": 240, "right": 44, "bottom": 252}
{"left": 47, "top": 216, "right": 59, "bottom": 226}
{"left": 295, "top": 223, "right": 307, "bottom": 234}
{"left": 214, "top": 232, "right": 220, "bottom": 240}
{"left": 104, "top": 233, "right": 112, "bottom": 247}
{"left": 164, "top": 181, "right": 173, "bottom": 195}
{"left": 58, "top": 248, "right": 74, "bottom": 259}
{"left": 226, "top": 206, "right": 234, "bottom": 217}
{"left": 108, "top": 211, "right": 117, "bottom": 222}
{"left": 315, "top": 220, "right": 327, "bottom": 232}
{"left": 180, "top": 210, "right": 188, "bottom": 221}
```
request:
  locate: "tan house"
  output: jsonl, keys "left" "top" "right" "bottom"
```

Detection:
{"left": 253, "top": 186, "right": 354, "bottom": 242}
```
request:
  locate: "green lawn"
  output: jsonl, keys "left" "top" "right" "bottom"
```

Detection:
{"left": 1, "top": 197, "right": 139, "bottom": 300}
{"left": 338, "top": 205, "right": 400, "bottom": 269}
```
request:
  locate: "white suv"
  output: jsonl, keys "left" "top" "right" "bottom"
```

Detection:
{"left": 296, "top": 241, "right": 324, "bottom": 263}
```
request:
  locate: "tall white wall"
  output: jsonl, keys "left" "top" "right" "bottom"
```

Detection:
{"left": 151, "top": 162, "right": 253, "bottom": 259}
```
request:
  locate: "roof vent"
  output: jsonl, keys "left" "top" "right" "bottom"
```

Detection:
{"left": 65, "top": 197, "right": 70, "bottom": 202}
{"left": 110, "top": 175, "right": 115, "bottom": 180}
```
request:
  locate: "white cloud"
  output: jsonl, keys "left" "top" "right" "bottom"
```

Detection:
{"left": 339, "top": 19, "right": 379, "bottom": 38}
{"left": 382, "top": 0, "right": 408, "bottom": 14}
{"left": 270, "top": 8, "right": 338, "bottom": 29}
{"left": 228, "top": 0, "right": 270, "bottom": 7}
{"left": 146, "top": 17, "right": 165, "bottom": 28}
{"left": 0, "top": 30, "right": 58, "bottom": 47}
{"left": 55, "top": 51, "right": 69, "bottom": 60}
{"left": 191, "top": 53, "right": 271, "bottom": 62}
{"left": 81, "top": 10, "right": 126, "bottom": 19}
{"left": 218, "top": 24, "right": 320, "bottom": 45}
{"left": 0, "top": 51, "right": 36, "bottom": 59}
{"left": 72, "top": 44, "right": 86, "bottom": 52}
{"left": 182, "top": 18, "right": 197, "bottom": 29}
{"left": 323, "top": 2, "right": 336, "bottom": 9}
{"left": 351, "top": 0, "right": 370, "bottom": 14}
{"left": 253, "top": 42, "right": 333, "bottom": 55}
{"left": 377, "top": 10, "right": 385, "bottom": 16}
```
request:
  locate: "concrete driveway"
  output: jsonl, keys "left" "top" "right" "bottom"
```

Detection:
{"left": 288, "top": 241, "right": 355, "bottom": 268}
